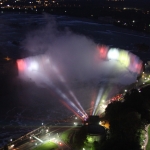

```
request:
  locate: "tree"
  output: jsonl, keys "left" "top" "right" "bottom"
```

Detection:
{"left": 72, "top": 125, "right": 88, "bottom": 149}
{"left": 100, "top": 89, "right": 146, "bottom": 150}
{"left": 104, "top": 101, "right": 123, "bottom": 122}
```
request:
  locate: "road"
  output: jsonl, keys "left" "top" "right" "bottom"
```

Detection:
{"left": 10, "top": 126, "right": 80, "bottom": 150}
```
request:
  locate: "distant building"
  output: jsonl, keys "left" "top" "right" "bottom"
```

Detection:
{"left": 84, "top": 115, "right": 100, "bottom": 125}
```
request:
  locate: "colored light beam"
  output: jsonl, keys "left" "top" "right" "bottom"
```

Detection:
{"left": 107, "top": 48, "right": 119, "bottom": 60}
{"left": 17, "top": 57, "right": 87, "bottom": 120}
{"left": 50, "top": 61, "right": 87, "bottom": 117}
{"left": 92, "top": 87, "right": 104, "bottom": 115}
{"left": 94, "top": 86, "right": 112, "bottom": 115}
{"left": 119, "top": 50, "right": 130, "bottom": 67}
{"left": 97, "top": 45, "right": 108, "bottom": 60}
{"left": 35, "top": 72, "right": 87, "bottom": 120}
{"left": 17, "top": 59, "right": 26, "bottom": 71}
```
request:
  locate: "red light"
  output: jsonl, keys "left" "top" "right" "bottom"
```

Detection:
{"left": 100, "top": 48, "right": 104, "bottom": 53}
{"left": 135, "top": 64, "right": 138, "bottom": 69}
{"left": 98, "top": 46, "right": 108, "bottom": 59}
{"left": 17, "top": 59, "right": 26, "bottom": 71}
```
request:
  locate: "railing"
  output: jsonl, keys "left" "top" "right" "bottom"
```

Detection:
{"left": 0, "top": 125, "right": 46, "bottom": 150}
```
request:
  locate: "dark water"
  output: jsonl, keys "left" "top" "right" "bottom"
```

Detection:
{"left": 0, "top": 12, "right": 150, "bottom": 147}
{"left": 0, "top": 12, "right": 150, "bottom": 58}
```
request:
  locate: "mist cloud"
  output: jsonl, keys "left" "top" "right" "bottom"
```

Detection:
{"left": 21, "top": 15, "right": 138, "bottom": 86}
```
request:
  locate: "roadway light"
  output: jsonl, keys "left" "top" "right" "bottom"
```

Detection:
{"left": 75, "top": 117, "right": 77, "bottom": 120}
{"left": 42, "top": 122, "right": 44, "bottom": 125}
{"left": 10, "top": 139, "right": 12, "bottom": 142}
{"left": 10, "top": 144, "right": 14, "bottom": 148}
{"left": 102, "top": 99, "right": 105, "bottom": 103}
{"left": 124, "top": 89, "right": 127, "bottom": 92}
{"left": 74, "top": 122, "right": 77, "bottom": 126}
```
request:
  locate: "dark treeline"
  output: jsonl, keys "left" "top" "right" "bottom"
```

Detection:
{"left": 99, "top": 87, "right": 150, "bottom": 150}
{"left": 70, "top": 87, "right": 150, "bottom": 150}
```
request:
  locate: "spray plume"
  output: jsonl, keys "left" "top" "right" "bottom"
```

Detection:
{"left": 17, "top": 15, "right": 143, "bottom": 119}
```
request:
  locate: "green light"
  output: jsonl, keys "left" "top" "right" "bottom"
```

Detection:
{"left": 118, "top": 50, "right": 130, "bottom": 67}
{"left": 87, "top": 135, "right": 93, "bottom": 143}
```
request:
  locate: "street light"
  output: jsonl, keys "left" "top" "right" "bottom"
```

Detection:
{"left": 74, "top": 122, "right": 77, "bottom": 126}
{"left": 10, "top": 144, "right": 14, "bottom": 148}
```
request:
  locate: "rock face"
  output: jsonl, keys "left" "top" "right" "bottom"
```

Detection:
{"left": 0, "top": 57, "right": 18, "bottom": 77}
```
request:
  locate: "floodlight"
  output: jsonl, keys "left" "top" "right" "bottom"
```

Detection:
{"left": 28, "top": 62, "right": 38, "bottom": 71}
{"left": 107, "top": 48, "right": 119, "bottom": 60}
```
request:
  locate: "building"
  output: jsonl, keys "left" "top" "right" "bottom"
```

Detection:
{"left": 84, "top": 116, "right": 106, "bottom": 135}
